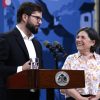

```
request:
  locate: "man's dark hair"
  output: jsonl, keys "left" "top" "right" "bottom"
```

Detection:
{"left": 77, "top": 27, "right": 100, "bottom": 52}
{"left": 17, "top": 2, "right": 42, "bottom": 23}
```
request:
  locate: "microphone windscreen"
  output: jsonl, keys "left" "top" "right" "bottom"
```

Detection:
{"left": 43, "top": 40, "right": 49, "bottom": 46}
{"left": 43, "top": 40, "right": 52, "bottom": 48}
{"left": 53, "top": 41, "right": 59, "bottom": 46}
{"left": 53, "top": 41, "right": 64, "bottom": 51}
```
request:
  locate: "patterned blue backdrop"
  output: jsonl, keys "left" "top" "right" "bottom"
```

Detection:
{"left": 0, "top": 0, "right": 95, "bottom": 100}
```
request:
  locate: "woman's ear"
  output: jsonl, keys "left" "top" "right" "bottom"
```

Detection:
{"left": 92, "top": 40, "right": 95, "bottom": 46}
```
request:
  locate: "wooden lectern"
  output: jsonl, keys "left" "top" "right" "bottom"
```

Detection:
{"left": 7, "top": 69, "right": 85, "bottom": 89}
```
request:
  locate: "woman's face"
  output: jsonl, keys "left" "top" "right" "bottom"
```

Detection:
{"left": 76, "top": 31, "right": 95, "bottom": 52}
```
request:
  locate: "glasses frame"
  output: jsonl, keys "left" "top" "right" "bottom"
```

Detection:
{"left": 31, "top": 15, "right": 42, "bottom": 22}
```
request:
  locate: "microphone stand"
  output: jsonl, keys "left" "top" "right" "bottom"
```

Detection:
{"left": 53, "top": 52, "right": 64, "bottom": 100}
{"left": 47, "top": 51, "right": 59, "bottom": 100}
{"left": 54, "top": 54, "right": 59, "bottom": 69}
{"left": 53, "top": 50, "right": 67, "bottom": 69}
{"left": 53, "top": 50, "right": 67, "bottom": 100}
{"left": 47, "top": 47, "right": 67, "bottom": 100}
{"left": 45, "top": 42, "right": 66, "bottom": 100}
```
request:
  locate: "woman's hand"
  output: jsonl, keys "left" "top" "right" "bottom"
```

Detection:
{"left": 60, "top": 89, "right": 66, "bottom": 95}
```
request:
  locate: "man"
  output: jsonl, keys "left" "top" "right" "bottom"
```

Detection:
{"left": 0, "top": 2, "right": 43, "bottom": 100}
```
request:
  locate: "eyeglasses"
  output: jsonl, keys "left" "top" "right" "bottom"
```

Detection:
{"left": 31, "top": 15, "right": 42, "bottom": 22}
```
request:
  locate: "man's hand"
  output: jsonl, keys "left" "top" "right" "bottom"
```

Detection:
{"left": 89, "top": 95, "right": 99, "bottom": 100}
{"left": 22, "top": 60, "right": 31, "bottom": 70}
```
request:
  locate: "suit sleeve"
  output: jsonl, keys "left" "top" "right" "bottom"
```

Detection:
{"left": 0, "top": 37, "right": 17, "bottom": 78}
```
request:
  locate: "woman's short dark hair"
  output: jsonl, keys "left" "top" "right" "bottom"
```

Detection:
{"left": 77, "top": 27, "right": 100, "bottom": 52}
{"left": 17, "top": 2, "right": 42, "bottom": 23}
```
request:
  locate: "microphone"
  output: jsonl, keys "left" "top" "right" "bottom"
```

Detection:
{"left": 53, "top": 41, "right": 64, "bottom": 52}
{"left": 43, "top": 40, "right": 55, "bottom": 52}
{"left": 53, "top": 41, "right": 67, "bottom": 57}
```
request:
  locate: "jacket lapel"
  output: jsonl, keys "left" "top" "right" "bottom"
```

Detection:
{"left": 32, "top": 39, "right": 39, "bottom": 58}
{"left": 13, "top": 28, "right": 29, "bottom": 59}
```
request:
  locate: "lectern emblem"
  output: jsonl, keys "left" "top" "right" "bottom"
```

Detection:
{"left": 55, "top": 71, "right": 69, "bottom": 86}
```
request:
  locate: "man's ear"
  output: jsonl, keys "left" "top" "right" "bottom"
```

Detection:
{"left": 22, "top": 14, "right": 28, "bottom": 23}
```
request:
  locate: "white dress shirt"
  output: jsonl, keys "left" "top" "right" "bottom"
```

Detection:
{"left": 16, "top": 25, "right": 36, "bottom": 72}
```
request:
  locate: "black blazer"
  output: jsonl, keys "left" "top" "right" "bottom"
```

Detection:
{"left": 0, "top": 27, "right": 43, "bottom": 86}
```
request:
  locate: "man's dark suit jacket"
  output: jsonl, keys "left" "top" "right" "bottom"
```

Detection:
{"left": 0, "top": 28, "right": 43, "bottom": 100}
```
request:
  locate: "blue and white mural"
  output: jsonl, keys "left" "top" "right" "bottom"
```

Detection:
{"left": 0, "top": 0, "right": 95, "bottom": 100}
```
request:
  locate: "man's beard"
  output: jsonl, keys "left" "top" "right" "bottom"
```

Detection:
{"left": 26, "top": 22, "right": 38, "bottom": 34}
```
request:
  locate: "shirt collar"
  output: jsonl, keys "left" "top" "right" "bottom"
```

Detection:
{"left": 77, "top": 51, "right": 97, "bottom": 59}
{"left": 16, "top": 25, "right": 34, "bottom": 40}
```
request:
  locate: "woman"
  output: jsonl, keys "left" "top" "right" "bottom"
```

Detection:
{"left": 61, "top": 27, "right": 100, "bottom": 100}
